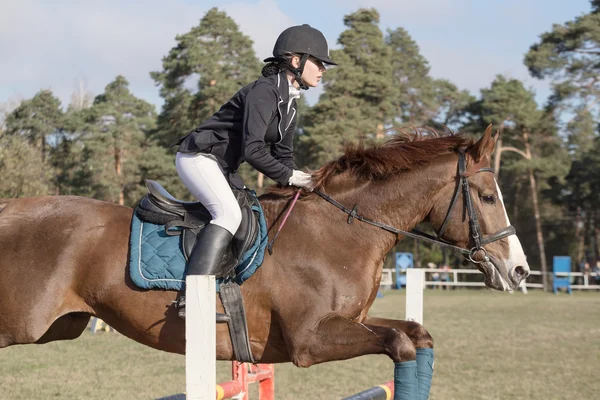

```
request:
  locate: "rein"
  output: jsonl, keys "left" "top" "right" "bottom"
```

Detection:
{"left": 267, "top": 189, "right": 302, "bottom": 255}
{"left": 313, "top": 151, "right": 516, "bottom": 264}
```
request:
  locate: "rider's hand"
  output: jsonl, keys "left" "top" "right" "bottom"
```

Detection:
{"left": 288, "top": 170, "right": 313, "bottom": 191}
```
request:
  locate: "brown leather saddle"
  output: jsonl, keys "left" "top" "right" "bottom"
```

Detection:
{"left": 135, "top": 180, "right": 260, "bottom": 278}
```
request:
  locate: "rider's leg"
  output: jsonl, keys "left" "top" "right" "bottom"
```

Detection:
{"left": 176, "top": 152, "right": 242, "bottom": 322}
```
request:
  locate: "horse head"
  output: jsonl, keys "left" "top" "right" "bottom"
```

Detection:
{"left": 428, "top": 126, "right": 530, "bottom": 291}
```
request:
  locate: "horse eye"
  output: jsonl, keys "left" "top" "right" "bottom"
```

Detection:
{"left": 481, "top": 195, "right": 495, "bottom": 204}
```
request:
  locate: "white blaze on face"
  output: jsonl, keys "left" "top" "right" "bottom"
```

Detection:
{"left": 495, "top": 181, "right": 530, "bottom": 282}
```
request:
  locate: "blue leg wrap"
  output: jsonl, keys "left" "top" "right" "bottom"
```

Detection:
{"left": 416, "top": 348, "right": 434, "bottom": 399}
{"left": 393, "top": 360, "right": 419, "bottom": 399}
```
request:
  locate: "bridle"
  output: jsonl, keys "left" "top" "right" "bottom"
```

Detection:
{"left": 313, "top": 149, "right": 516, "bottom": 264}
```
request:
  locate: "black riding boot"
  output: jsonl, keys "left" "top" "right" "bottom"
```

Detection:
{"left": 182, "top": 223, "right": 233, "bottom": 323}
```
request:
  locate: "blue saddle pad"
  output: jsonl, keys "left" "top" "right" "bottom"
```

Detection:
{"left": 129, "top": 204, "right": 268, "bottom": 292}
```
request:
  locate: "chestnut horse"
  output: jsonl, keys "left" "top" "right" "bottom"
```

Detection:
{"left": 0, "top": 128, "right": 529, "bottom": 372}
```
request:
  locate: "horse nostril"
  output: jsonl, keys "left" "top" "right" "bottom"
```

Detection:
{"left": 514, "top": 266, "right": 529, "bottom": 279}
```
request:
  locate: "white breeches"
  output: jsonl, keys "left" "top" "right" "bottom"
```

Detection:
{"left": 175, "top": 152, "right": 242, "bottom": 235}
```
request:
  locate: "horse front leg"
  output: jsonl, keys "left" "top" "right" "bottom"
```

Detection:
{"left": 286, "top": 314, "right": 420, "bottom": 399}
{"left": 364, "top": 316, "right": 434, "bottom": 400}
{"left": 363, "top": 316, "right": 434, "bottom": 349}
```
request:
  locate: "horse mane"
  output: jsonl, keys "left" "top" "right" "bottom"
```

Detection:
{"left": 264, "top": 127, "right": 473, "bottom": 199}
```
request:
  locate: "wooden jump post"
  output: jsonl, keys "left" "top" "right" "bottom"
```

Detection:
{"left": 157, "top": 275, "right": 274, "bottom": 400}
{"left": 342, "top": 269, "right": 426, "bottom": 400}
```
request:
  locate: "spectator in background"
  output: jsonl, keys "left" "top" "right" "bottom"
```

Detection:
{"left": 441, "top": 264, "right": 451, "bottom": 290}
{"left": 427, "top": 262, "right": 440, "bottom": 289}
{"left": 593, "top": 260, "right": 600, "bottom": 286}
{"left": 579, "top": 261, "right": 590, "bottom": 285}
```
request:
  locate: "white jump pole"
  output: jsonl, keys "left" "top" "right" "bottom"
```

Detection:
{"left": 186, "top": 275, "right": 216, "bottom": 400}
{"left": 405, "top": 269, "right": 424, "bottom": 325}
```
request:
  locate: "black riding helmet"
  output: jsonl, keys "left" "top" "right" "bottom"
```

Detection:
{"left": 264, "top": 24, "right": 337, "bottom": 90}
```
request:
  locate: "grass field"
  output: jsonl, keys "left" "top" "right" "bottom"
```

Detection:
{"left": 1, "top": 290, "right": 599, "bottom": 400}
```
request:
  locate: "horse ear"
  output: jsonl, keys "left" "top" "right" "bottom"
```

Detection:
{"left": 470, "top": 124, "right": 497, "bottom": 163}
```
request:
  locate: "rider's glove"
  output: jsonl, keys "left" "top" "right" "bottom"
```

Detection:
{"left": 288, "top": 170, "right": 314, "bottom": 191}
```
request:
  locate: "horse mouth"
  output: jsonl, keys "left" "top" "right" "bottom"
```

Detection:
{"left": 476, "top": 259, "right": 513, "bottom": 292}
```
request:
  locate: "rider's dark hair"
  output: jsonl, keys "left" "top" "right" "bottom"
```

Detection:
{"left": 261, "top": 53, "right": 299, "bottom": 77}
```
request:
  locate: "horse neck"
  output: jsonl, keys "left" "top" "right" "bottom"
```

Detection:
{"left": 320, "top": 163, "right": 453, "bottom": 253}
{"left": 261, "top": 156, "right": 456, "bottom": 263}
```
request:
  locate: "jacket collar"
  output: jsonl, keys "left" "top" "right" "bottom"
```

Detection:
{"left": 276, "top": 71, "right": 290, "bottom": 103}
{"left": 274, "top": 71, "right": 297, "bottom": 143}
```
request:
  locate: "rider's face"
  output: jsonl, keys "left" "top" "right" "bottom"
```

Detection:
{"left": 301, "top": 56, "right": 326, "bottom": 87}
{"left": 290, "top": 55, "right": 326, "bottom": 88}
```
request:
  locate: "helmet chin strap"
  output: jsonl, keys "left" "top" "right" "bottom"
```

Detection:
{"left": 285, "top": 53, "right": 310, "bottom": 90}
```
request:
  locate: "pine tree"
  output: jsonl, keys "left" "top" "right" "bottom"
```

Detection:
{"left": 524, "top": 1, "right": 600, "bottom": 120}
{"left": 76, "top": 76, "right": 170, "bottom": 206}
{"left": 429, "top": 79, "right": 475, "bottom": 127}
{"left": 5, "top": 90, "right": 64, "bottom": 163}
{"left": 385, "top": 27, "right": 474, "bottom": 128}
{"left": 386, "top": 26, "right": 434, "bottom": 125}
{"left": 566, "top": 108, "right": 596, "bottom": 159}
{"left": 151, "top": 8, "right": 261, "bottom": 146}
{"left": 477, "top": 75, "right": 570, "bottom": 289}
{"left": 565, "top": 137, "right": 600, "bottom": 262}
{"left": 0, "top": 133, "right": 54, "bottom": 197}
{"left": 301, "top": 9, "right": 393, "bottom": 168}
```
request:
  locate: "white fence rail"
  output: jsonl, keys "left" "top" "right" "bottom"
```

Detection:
{"left": 380, "top": 268, "right": 600, "bottom": 290}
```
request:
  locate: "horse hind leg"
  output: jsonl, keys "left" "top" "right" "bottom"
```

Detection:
{"left": 0, "top": 288, "right": 93, "bottom": 349}
{"left": 0, "top": 312, "right": 90, "bottom": 348}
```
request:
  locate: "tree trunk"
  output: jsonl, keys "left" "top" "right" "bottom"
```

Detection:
{"left": 413, "top": 239, "right": 420, "bottom": 268}
{"left": 523, "top": 130, "right": 548, "bottom": 291}
{"left": 528, "top": 168, "right": 548, "bottom": 290}
{"left": 512, "top": 179, "right": 521, "bottom": 221}
{"left": 575, "top": 207, "right": 586, "bottom": 266}
{"left": 592, "top": 217, "right": 600, "bottom": 262}
{"left": 493, "top": 122, "right": 505, "bottom": 178}
{"left": 115, "top": 146, "right": 124, "bottom": 206}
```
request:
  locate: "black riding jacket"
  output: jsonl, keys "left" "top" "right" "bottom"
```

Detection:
{"left": 176, "top": 71, "right": 298, "bottom": 188}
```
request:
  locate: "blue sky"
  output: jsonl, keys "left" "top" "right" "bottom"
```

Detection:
{"left": 0, "top": 0, "right": 593, "bottom": 113}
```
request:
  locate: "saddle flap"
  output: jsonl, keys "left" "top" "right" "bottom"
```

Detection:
{"left": 135, "top": 182, "right": 261, "bottom": 280}
{"left": 180, "top": 191, "right": 261, "bottom": 278}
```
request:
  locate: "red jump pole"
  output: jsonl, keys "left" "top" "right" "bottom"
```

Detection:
{"left": 256, "top": 364, "right": 274, "bottom": 400}
{"left": 216, "top": 380, "right": 244, "bottom": 400}
{"left": 231, "top": 361, "right": 249, "bottom": 400}
{"left": 228, "top": 362, "right": 274, "bottom": 400}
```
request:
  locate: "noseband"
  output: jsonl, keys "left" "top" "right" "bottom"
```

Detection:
{"left": 314, "top": 150, "right": 516, "bottom": 264}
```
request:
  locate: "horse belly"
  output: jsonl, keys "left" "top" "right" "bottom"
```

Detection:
{"left": 0, "top": 198, "right": 91, "bottom": 345}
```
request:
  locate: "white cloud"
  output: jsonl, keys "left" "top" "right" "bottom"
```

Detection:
{"left": 223, "top": 0, "right": 296, "bottom": 61}
{"left": 0, "top": 0, "right": 562, "bottom": 112}
{"left": 0, "top": 0, "right": 298, "bottom": 110}
{"left": 0, "top": 0, "right": 207, "bottom": 109}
